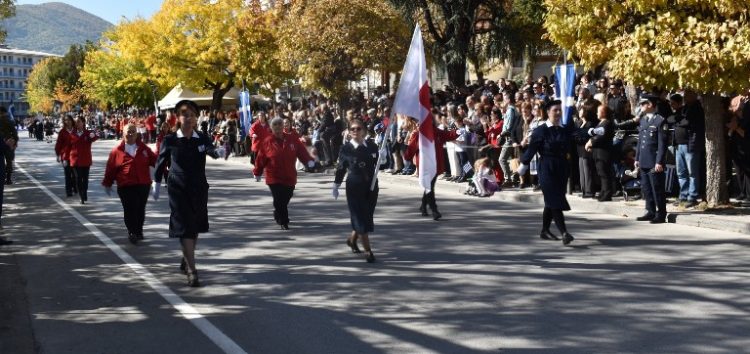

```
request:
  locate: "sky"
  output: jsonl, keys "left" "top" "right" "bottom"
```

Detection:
{"left": 16, "top": 0, "right": 161, "bottom": 24}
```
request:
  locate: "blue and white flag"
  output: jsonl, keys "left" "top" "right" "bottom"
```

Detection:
{"left": 7, "top": 99, "right": 15, "bottom": 122}
{"left": 554, "top": 64, "right": 576, "bottom": 125}
{"left": 238, "top": 90, "right": 253, "bottom": 139}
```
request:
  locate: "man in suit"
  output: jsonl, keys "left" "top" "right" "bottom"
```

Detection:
{"left": 635, "top": 95, "right": 669, "bottom": 223}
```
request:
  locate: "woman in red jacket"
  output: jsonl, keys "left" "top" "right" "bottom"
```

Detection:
{"left": 54, "top": 115, "right": 77, "bottom": 197}
{"left": 68, "top": 116, "right": 99, "bottom": 204}
{"left": 102, "top": 123, "right": 157, "bottom": 244}
{"left": 249, "top": 111, "right": 271, "bottom": 164}
{"left": 404, "top": 117, "right": 459, "bottom": 220}
{"left": 253, "top": 117, "right": 316, "bottom": 230}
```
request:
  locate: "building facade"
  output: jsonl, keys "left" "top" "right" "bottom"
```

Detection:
{"left": 0, "top": 45, "right": 59, "bottom": 118}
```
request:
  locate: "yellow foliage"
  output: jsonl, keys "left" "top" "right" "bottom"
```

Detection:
{"left": 544, "top": 0, "right": 750, "bottom": 92}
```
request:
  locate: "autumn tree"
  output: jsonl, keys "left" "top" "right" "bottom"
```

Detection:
{"left": 278, "top": 0, "right": 410, "bottom": 99}
{"left": 80, "top": 48, "right": 160, "bottom": 109}
{"left": 25, "top": 58, "right": 55, "bottom": 114}
{"left": 545, "top": 1, "right": 750, "bottom": 207}
{"left": 0, "top": 0, "right": 14, "bottom": 43}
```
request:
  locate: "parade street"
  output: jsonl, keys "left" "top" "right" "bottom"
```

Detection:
{"left": 2, "top": 135, "right": 749, "bottom": 354}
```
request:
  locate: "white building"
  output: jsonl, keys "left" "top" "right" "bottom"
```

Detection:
{"left": 0, "top": 45, "right": 59, "bottom": 117}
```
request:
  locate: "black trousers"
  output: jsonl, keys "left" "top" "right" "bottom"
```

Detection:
{"left": 63, "top": 164, "right": 76, "bottom": 195}
{"left": 578, "top": 156, "right": 597, "bottom": 196}
{"left": 117, "top": 185, "right": 150, "bottom": 236}
{"left": 595, "top": 156, "right": 614, "bottom": 200}
{"left": 420, "top": 176, "right": 439, "bottom": 212}
{"left": 269, "top": 184, "right": 295, "bottom": 225}
{"left": 73, "top": 167, "right": 90, "bottom": 202}
{"left": 4, "top": 155, "right": 12, "bottom": 183}
{"left": 640, "top": 168, "right": 666, "bottom": 219}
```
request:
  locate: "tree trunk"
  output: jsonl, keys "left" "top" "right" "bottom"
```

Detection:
{"left": 211, "top": 81, "right": 234, "bottom": 112}
{"left": 703, "top": 93, "right": 729, "bottom": 207}
{"left": 625, "top": 84, "right": 638, "bottom": 116}
{"left": 522, "top": 45, "right": 536, "bottom": 80}
{"left": 446, "top": 60, "right": 467, "bottom": 88}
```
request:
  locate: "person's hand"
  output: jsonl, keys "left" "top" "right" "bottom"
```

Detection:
{"left": 634, "top": 161, "right": 640, "bottom": 170}
{"left": 151, "top": 181, "right": 161, "bottom": 201}
{"left": 56, "top": 155, "right": 60, "bottom": 163}
{"left": 307, "top": 160, "right": 315, "bottom": 169}
{"left": 585, "top": 140, "right": 593, "bottom": 152}
{"left": 654, "top": 163, "right": 664, "bottom": 173}
{"left": 89, "top": 132, "right": 96, "bottom": 139}
{"left": 512, "top": 142, "right": 519, "bottom": 148}
{"left": 215, "top": 146, "right": 226, "bottom": 158}
{"left": 517, "top": 164, "right": 529, "bottom": 176}
{"left": 254, "top": 175, "right": 262, "bottom": 182}
{"left": 103, "top": 185, "right": 112, "bottom": 197}
{"left": 332, "top": 183, "right": 340, "bottom": 200}
{"left": 62, "top": 160, "right": 69, "bottom": 167}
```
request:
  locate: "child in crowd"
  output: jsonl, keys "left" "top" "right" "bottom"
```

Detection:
{"left": 472, "top": 157, "right": 499, "bottom": 197}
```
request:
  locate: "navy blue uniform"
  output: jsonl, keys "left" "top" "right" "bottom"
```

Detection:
{"left": 335, "top": 140, "right": 379, "bottom": 234}
{"left": 636, "top": 113, "right": 669, "bottom": 219}
{"left": 521, "top": 122, "right": 576, "bottom": 211}
{"left": 155, "top": 130, "right": 221, "bottom": 238}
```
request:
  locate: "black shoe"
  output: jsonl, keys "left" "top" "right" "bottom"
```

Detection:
{"left": 598, "top": 197, "right": 612, "bottom": 202}
{"left": 364, "top": 251, "right": 375, "bottom": 263}
{"left": 80, "top": 200, "right": 85, "bottom": 205}
{"left": 187, "top": 271, "right": 201, "bottom": 287}
{"left": 346, "top": 238, "right": 362, "bottom": 254}
{"left": 636, "top": 214, "right": 655, "bottom": 221}
{"left": 649, "top": 218, "right": 666, "bottom": 224}
{"left": 432, "top": 211, "right": 442, "bottom": 221}
{"left": 419, "top": 206, "right": 429, "bottom": 217}
{"left": 0, "top": 237, "right": 13, "bottom": 246}
{"left": 280, "top": 224, "right": 289, "bottom": 230}
{"left": 136, "top": 233, "right": 144, "bottom": 240}
{"left": 562, "top": 232, "right": 575, "bottom": 245}
{"left": 4, "top": 180, "right": 12, "bottom": 185}
{"left": 540, "top": 230, "right": 560, "bottom": 241}
{"left": 128, "top": 233, "right": 138, "bottom": 245}
{"left": 180, "top": 258, "right": 188, "bottom": 274}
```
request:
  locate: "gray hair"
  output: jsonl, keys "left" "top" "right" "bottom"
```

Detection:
{"left": 270, "top": 117, "right": 284, "bottom": 126}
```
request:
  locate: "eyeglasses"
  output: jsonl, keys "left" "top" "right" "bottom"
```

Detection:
{"left": 349, "top": 127, "right": 363, "bottom": 132}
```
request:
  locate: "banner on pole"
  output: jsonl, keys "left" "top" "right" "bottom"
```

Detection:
{"left": 554, "top": 64, "right": 576, "bottom": 126}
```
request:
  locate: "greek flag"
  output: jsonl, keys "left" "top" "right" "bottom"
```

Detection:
{"left": 7, "top": 100, "right": 15, "bottom": 122}
{"left": 238, "top": 90, "right": 252, "bottom": 139}
{"left": 554, "top": 64, "right": 576, "bottom": 125}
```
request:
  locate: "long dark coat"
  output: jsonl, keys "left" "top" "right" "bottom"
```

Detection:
{"left": 521, "top": 122, "right": 578, "bottom": 210}
{"left": 335, "top": 140, "right": 380, "bottom": 234}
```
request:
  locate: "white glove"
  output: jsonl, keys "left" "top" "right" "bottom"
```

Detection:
{"left": 89, "top": 132, "right": 96, "bottom": 139}
{"left": 378, "top": 151, "right": 388, "bottom": 165}
{"left": 103, "top": 186, "right": 112, "bottom": 197}
{"left": 332, "top": 183, "right": 340, "bottom": 200}
{"left": 215, "top": 146, "right": 226, "bottom": 158}
{"left": 62, "top": 160, "right": 69, "bottom": 167}
{"left": 591, "top": 127, "right": 605, "bottom": 136}
{"left": 517, "top": 163, "right": 529, "bottom": 176}
{"left": 151, "top": 181, "right": 161, "bottom": 201}
{"left": 254, "top": 175, "right": 262, "bottom": 182}
{"left": 307, "top": 160, "right": 315, "bottom": 169}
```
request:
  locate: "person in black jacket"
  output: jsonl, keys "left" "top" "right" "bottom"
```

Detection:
{"left": 332, "top": 119, "right": 380, "bottom": 263}
{"left": 152, "top": 100, "right": 225, "bottom": 287}
{"left": 0, "top": 109, "right": 16, "bottom": 245}
{"left": 587, "top": 105, "right": 616, "bottom": 201}
{"left": 576, "top": 101, "right": 599, "bottom": 198}
{"left": 672, "top": 91, "right": 706, "bottom": 208}
{"left": 317, "top": 106, "right": 336, "bottom": 166}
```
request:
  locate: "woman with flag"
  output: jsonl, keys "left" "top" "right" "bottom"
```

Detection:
{"left": 332, "top": 118, "right": 381, "bottom": 263}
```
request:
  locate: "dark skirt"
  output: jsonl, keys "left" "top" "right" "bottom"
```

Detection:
{"left": 345, "top": 180, "right": 378, "bottom": 234}
{"left": 167, "top": 173, "right": 209, "bottom": 239}
{"left": 538, "top": 156, "right": 571, "bottom": 211}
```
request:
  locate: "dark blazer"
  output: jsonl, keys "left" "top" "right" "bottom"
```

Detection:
{"left": 590, "top": 119, "right": 615, "bottom": 161}
{"left": 636, "top": 113, "right": 668, "bottom": 169}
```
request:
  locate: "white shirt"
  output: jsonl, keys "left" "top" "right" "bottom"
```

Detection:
{"left": 124, "top": 143, "right": 138, "bottom": 157}
{"left": 349, "top": 139, "right": 367, "bottom": 149}
{"left": 176, "top": 129, "right": 200, "bottom": 139}
{"left": 545, "top": 120, "right": 562, "bottom": 128}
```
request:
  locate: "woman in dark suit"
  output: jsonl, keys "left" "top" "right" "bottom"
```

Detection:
{"left": 586, "top": 105, "right": 616, "bottom": 201}
{"left": 332, "top": 119, "right": 380, "bottom": 263}
{"left": 518, "top": 100, "right": 603, "bottom": 245}
{"left": 153, "top": 100, "right": 224, "bottom": 287}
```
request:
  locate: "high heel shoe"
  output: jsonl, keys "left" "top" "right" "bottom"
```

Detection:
{"left": 179, "top": 257, "right": 187, "bottom": 274}
{"left": 562, "top": 232, "right": 575, "bottom": 245}
{"left": 364, "top": 251, "right": 375, "bottom": 263}
{"left": 540, "top": 230, "right": 560, "bottom": 241}
{"left": 187, "top": 271, "right": 201, "bottom": 287}
{"left": 346, "top": 238, "right": 362, "bottom": 253}
{"left": 418, "top": 206, "right": 429, "bottom": 217}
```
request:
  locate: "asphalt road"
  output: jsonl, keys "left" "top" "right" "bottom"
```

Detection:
{"left": 2, "top": 134, "right": 750, "bottom": 354}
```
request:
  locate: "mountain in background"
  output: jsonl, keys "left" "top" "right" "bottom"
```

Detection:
{"left": 2, "top": 2, "right": 113, "bottom": 55}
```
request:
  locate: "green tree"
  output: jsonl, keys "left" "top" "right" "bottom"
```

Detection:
{"left": 0, "top": 0, "right": 15, "bottom": 43}
{"left": 279, "top": 0, "right": 410, "bottom": 99}
{"left": 545, "top": 0, "right": 750, "bottom": 207}
{"left": 25, "top": 57, "right": 55, "bottom": 114}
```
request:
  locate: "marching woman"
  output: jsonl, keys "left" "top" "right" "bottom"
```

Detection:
{"left": 54, "top": 115, "right": 77, "bottom": 197}
{"left": 153, "top": 100, "right": 225, "bottom": 287}
{"left": 68, "top": 116, "right": 99, "bottom": 204}
{"left": 102, "top": 123, "right": 157, "bottom": 245}
{"left": 517, "top": 100, "right": 604, "bottom": 245}
{"left": 253, "top": 117, "right": 316, "bottom": 230}
{"left": 404, "top": 116, "right": 459, "bottom": 220}
{"left": 332, "top": 119, "right": 380, "bottom": 263}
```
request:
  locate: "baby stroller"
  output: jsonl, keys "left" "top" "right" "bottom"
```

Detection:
{"left": 617, "top": 165, "right": 641, "bottom": 201}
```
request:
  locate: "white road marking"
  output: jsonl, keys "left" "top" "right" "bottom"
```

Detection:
{"left": 16, "top": 163, "right": 248, "bottom": 354}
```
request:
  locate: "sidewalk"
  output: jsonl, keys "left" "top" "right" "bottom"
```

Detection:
{"left": 374, "top": 172, "right": 750, "bottom": 236}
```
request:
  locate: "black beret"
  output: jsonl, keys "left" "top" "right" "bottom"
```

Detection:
{"left": 175, "top": 100, "right": 199, "bottom": 114}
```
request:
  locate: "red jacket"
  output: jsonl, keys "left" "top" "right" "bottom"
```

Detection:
{"left": 404, "top": 127, "right": 459, "bottom": 175}
{"left": 253, "top": 133, "right": 313, "bottom": 186}
{"left": 249, "top": 121, "right": 271, "bottom": 152}
{"left": 54, "top": 128, "right": 74, "bottom": 160}
{"left": 68, "top": 130, "right": 99, "bottom": 167}
{"left": 485, "top": 121, "right": 504, "bottom": 147}
{"left": 145, "top": 115, "right": 156, "bottom": 130}
{"left": 102, "top": 141, "right": 157, "bottom": 188}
